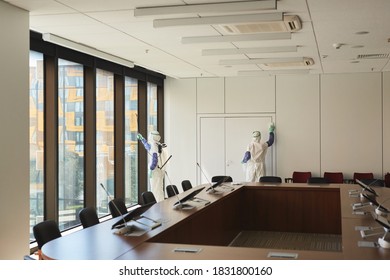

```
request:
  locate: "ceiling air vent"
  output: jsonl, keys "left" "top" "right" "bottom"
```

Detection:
{"left": 357, "top": 54, "right": 389, "bottom": 59}
{"left": 219, "top": 15, "right": 301, "bottom": 34}
{"left": 263, "top": 57, "right": 314, "bottom": 68}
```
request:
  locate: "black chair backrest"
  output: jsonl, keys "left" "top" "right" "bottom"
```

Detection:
{"left": 142, "top": 191, "right": 157, "bottom": 205}
{"left": 211, "top": 175, "right": 233, "bottom": 183}
{"left": 307, "top": 177, "right": 329, "bottom": 184}
{"left": 79, "top": 207, "right": 100, "bottom": 229}
{"left": 260, "top": 176, "right": 282, "bottom": 183}
{"left": 166, "top": 185, "right": 179, "bottom": 198}
{"left": 33, "top": 220, "right": 61, "bottom": 249}
{"left": 181, "top": 180, "right": 193, "bottom": 192}
{"left": 359, "top": 178, "right": 385, "bottom": 187}
{"left": 108, "top": 198, "right": 127, "bottom": 217}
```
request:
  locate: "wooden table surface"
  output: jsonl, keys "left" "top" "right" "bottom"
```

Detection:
{"left": 42, "top": 182, "right": 390, "bottom": 260}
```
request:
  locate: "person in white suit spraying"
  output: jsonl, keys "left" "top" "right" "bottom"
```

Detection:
{"left": 241, "top": 123, "right": 275, "bottom": 182}
{"left": 137, "top": 131, "right": 169, "bottom": 202}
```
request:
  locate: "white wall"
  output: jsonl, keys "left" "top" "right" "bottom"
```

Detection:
{"left": 165, "top": 72, "right": 390, "bottom": 185}
{"left": 164, "top": 78, "right": 197, "bottom": 190}
{"left": 276, "top": 75, "right": 320, "bottom": 178}
{"left": 384, "top": 72, "right": 390, "bottom": 174}
{"left": 225, "top": 76, "right": 275, "bottom": 113}
{"left": 0, "top": 2, "right": 30, "bottom": 259}
{"left": 321, "top": 73, "right": 382, "bottom": 178}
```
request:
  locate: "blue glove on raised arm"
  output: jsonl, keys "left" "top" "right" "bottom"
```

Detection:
{"left": 242, "top": 151, "right": 251, "bottom": 163}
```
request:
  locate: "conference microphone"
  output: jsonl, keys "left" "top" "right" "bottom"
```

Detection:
{"left": 100, "top": 183, "right": 133, "bottom": 235}
{"left": 373, "top": 213, "right": 390, "bottom": 249}
{"left": 196, "top": 162, "right": 219, "bottom": 194}
{"left": 356, "top": 179, "right": 379, "bottom": 197}
{"left": 164, "top": 171, "right": 193, "bottom": 210}
{"left": 196, "top": 162, "right": 211, "bottom": 185}
{"left": 220, "top": 181, "right": 235, "bottom": 192}
{"left": 375, "top": 197, "right": 390, "bottom": 217}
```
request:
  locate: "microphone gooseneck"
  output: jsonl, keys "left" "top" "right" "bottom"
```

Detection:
{"left": 197, "top": 162, "right": 212, "bottom": 185}
{"left": 100, "top": 183, "right": 128, "bottom": 232}
{"left": 164, "top": 171, "right": 182, "bottom": 207}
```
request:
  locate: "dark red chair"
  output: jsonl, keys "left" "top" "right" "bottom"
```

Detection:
{"left": 285, "top": 171, "right": 311, "bottom": 183}
{"left": 385, "top": 173, "right": 390, "bottom": 188}
{"left": 324, "top": 172, "right": 344, "bottom": 184}
{"left": 353, "top": 172, "right": 374, "bottom": 183}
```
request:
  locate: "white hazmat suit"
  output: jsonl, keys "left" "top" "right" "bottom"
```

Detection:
{"left": 242, "top": 123, "right": 275, "bottom": 182}
{"left": 137, "top": 131, "right": 169, "bottom": 202}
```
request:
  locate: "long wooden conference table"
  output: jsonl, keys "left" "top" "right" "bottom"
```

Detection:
{"left": 41, "top": 182, "right": 390, "bottom": 260}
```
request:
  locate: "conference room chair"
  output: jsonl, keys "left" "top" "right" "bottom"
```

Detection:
{"left": 166, "top": 185, "right": 179, "bottom": 198}
{"left": 259, "top": 176, "right": 282, "bottom": 183}
{"left": 323, "top": 172, "right": 344, "bottom": 184}
{"left": 33, "top": 220, "right": 62, "bottom": 260}
{"left": 359, "top": 178, "right": 385, "bottom": 187}
{"left": 181, "top": 180, "right": 193, "bottom": 192}
{"left": 307, "top": 177, "right": 329, "bottom": 184}
{"left": 353, "top": 172, "right": 374, "bottom": 183}
{"left": 211, "top": 175, "right": 233, "bottom": 183}
{"left": 108, "top": 198, "right": 128, "bottom": 218}
{"left": 141, "top": 191, "right": 157, "bottom": 205}
{"left": 353, "top": 172, "right": 373, "bottom": 182}
{"left": 78, "top": 206, "right": 100, "bottom": 229}
{"left": 285, "top": 171, "right": 312, "bottom": 183}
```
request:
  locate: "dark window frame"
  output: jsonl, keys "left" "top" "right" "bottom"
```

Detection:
{"left": 30, "top": 30, "right": 165, "bottom": 234}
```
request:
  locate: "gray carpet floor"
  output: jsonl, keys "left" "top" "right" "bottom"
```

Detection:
{"left": 229, "top": 230, "right": 342, "bottom": 252}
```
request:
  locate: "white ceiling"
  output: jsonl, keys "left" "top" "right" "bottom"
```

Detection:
{"left": 6, "top": 0, "right": 390, "bottom": 78}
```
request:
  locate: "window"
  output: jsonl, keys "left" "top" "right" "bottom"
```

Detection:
{"left": 124, "top": 77, "right": 138, "bottom": 205}
{"left": 96, "top": 69, "right": 115, "bottom": 217}
{"left": 146, "top": 82, "right": 158, "bottom": 190}
{"left": 29, "top": 31, "right": 164, "bottom": 238}
{"left": 29, "top": 51, "right": 44, "bottom": 241}
{"left": 147, "top": 82, "right": 158, "bottom": 134}
{"left": 58, "top": 59, "right": 84, "bottom": 230}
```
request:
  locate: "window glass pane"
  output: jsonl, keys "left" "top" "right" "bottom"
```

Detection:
{"left": 146, "top": 82, "right": 158, "bottom": 191}
{"left": 147, "top": 82, "right": 158, "bottom": 133}
{"left": 125, "top": 77, "right": 138, "bottom": 206}
{"left": 58, "top": 59, "right": 84, "bottom": 230}
{"left": 96, "top": 69, "right": 115, "bottom": 217}
{"left": 29, "top": 51, "right": 44, "bottom": 241}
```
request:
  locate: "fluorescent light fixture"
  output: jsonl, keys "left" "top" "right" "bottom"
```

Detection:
{"left": 154, "top": 12, "right": 283, "bottom": 28}
{"left": 238, "top": 69, "right": 310, "bottom": 76}
{"left": 42, "top": 33, "right": 134, "bottom": 68}
{"left": 134, "top": 0, "right": 276, "bottom": 17}
{"left": 220, "top": 57, "right": 306, "bottom": 65}
{"left": 182, "top": 32, "right": 291, "bottom": 44}
{"left": 202, "top": 46, "right": 297, "bottom": 56}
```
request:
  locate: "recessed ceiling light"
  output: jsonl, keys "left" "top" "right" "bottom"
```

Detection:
{"left": 355, "top": 31, "right": 369, "bottom": 35}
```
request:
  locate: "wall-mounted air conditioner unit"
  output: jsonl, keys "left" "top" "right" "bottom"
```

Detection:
{"left": 219, "top": 15, "right": 301, "bottom": 34}
{"left": 263, "top": 57, "right": 314, "bottom": 68}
